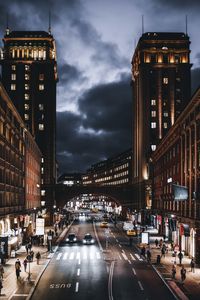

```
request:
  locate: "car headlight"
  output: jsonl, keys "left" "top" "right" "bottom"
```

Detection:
{"left": 91, "top": 239, "right": 94, "bottom": 243}
{"left": 66, "top": 238, "right": 69, "bottom": 241}
{"left": 83, "top": 239, "right": 86, "bottom": 243}
{"left": 73, "top": 238, "right": 77, "bottom": 241}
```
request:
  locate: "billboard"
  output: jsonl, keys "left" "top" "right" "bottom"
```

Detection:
{"left": 35, "top": 218, "right": 45, "bottom": 235}
{"left": 172, "top": 184, "right": 188, "bottom": 201}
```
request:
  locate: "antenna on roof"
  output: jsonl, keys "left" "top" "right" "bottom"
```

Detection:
{"left": 6, "top": 13, "right": 10, "bottom": 36}
{"left": 48, "top": 10, "right": 51, "bottom": 34}
{"left": 185, "top": 15, "right": 188, "bottom": 36}
{"left": 142, "top": 15, "right": 144, "bottom": 35}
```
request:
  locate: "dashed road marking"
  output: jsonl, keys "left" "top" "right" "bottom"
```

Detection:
{"left": 132, "top": 267, "right": 136, "bottom": 275}
{"left": 138, "top": 281, "right": 144, "bottom": 291}
{"left": 75, "top": 282, "right": 79, "bottom": 292}
{"left": 77, "top": 268, "right": 80, "bottom": 276}
{"left": 130, "top": 253, "right": 135, "bottom": 261}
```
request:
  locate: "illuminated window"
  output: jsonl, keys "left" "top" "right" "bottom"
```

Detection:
{"left": 25, "top": 84, "right": 29, "bottom": 90}
{"left": 24, "top": 114, "right": 29, "bottom": 120}
{"left": 41, "top": 167, "right": 44, "bottom": 174}
{"left": 151, "top": 111, "right": 156, "bottom": 117}
{"left": 41, "top": 157, "right": 44, "bottom": 163}
{"left": 151, "top": 122, "right": 156, "bottom": 128}
{"left": 39, "top": 123, "right": 44, "bottom": 130}
{"left": 176, "top": 77, "right": 181, "bottom": 82}
{"left": 25, "top": 74, "right": 30, "bottom": 80}
{"left": 41, "top": 190, "right": 45, "bottom": 196}
{"left": 11, "top": 74, "right": 16, "bottom": 80}
{"left": 11, "top": 84, "right": 16, "bottom": 90}
{"left": 151, "top": 99, "right": 156, "bottom": 106}
{"left": 163, "top": 77, "right": 168, "bottom": 84}
{"left": 24, "top": 104, "right": 29, "bottom": 110}
{"left": 25, "top": 94, "right": 30, "bottom": 100}
{"left": 176, "top": 99, "right": 181, "bottom": 103}
{"left": 151, "top": 145, "right": 156, "bottom": 151}
{"left": 39, "top": 104, "right": 44, "bottom": 111}
{"left": 11, "top": 65, "right": 16, "bottom": 71}
{"left": 39, "top": 84, "right": 44, "bottom": 91}
{"left": 39, "top": 74, "right": 44, "bottom": 81}
{"left": 163, "top": 111, "right": 168, "bottom": 117}
{"left": 25, "top": 65, "right": 30, "bottom": 71}
{"left": 164, "top": 122, "right": 168, "bottom": 129}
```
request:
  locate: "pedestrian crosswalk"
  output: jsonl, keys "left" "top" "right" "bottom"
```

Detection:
{"left": 55, "top": 250, "right": 144, "bottom": 263}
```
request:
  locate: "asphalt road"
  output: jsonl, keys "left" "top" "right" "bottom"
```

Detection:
{"left": 31, "top": 215, "right": 176, "bottom": 300}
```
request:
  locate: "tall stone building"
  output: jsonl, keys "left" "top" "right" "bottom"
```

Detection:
{"left": 0, "top": 28, "right": 58, "bottom": 211}
{"left": 131, "top": 32, "right": 191, "bottom": 210}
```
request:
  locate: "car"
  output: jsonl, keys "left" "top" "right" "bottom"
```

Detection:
{"left": 82, "top": 233, "right": 95, "bottom": 245}
{"left": 66, "top": 233, "right": 77, "bottom": 243}
{"left": 100, "top": 221, "right": 108, "bottom": 228}
{"left": 127, "top": 229, "right": 137, "bottom": 236}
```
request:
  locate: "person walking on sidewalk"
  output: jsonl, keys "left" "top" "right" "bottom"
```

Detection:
{"left": 23, "top": 259, "right": 28, "bottom": 272}
{"left": 155, "top": 239, "right": 158, "bottom": 248}
{"left": 147, "top": 249, "right": 151, "bottom": 263}
{"left": 171, "top": 264, "right": 176, "bottom": 279}
{"left": 178, "top": 251, "right": 183, "bottom": 265}
{"left": 36, "top": 251, "right": 41, "bottom": 265}
{"left": 180, "top": 265, "right": 186, "bottom": 282}
{"left": 0, "top": 278, "right": 3, "bottom": 295}
{"left": 0, "top": 264, "right": 4, "bottom": 280}
{"left": 15, "top": 259, "right": 21, "bottom": 279}
{"left": 190, "top": 258, "right": 195, "bottom": 273}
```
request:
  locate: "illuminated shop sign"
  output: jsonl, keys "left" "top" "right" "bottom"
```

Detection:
{"left": 172, "top": 184, "right": 188, "bottom": 201}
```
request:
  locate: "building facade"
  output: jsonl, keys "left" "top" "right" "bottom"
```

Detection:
{"left": 0, "top": 81, "right": 41, "bottom": 254}
{"left": 131, "top": 32, "right": 191, "bottom": 209}
{"left": 152, "top": 87, "right": 200, "bottom": 262}
{"left": 82, "top": 149, "right": 132, "bottom": 186}
{"left": 0, "top": 29, "right": 58, "bottom": 210}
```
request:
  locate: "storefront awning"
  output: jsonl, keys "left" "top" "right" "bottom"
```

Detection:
{"left": 180, "top": 224, "right": 190, "bottom": 237}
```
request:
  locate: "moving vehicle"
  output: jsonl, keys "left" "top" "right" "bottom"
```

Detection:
{"left": 66, "top": 233, "right": 77, "bottom": 243}
{"left": 82, "top": 233, "right": 95, "bottom": 245}
{"left": 127, "top": 229, "right": 137, "bottom": 236}
{"left": 100, "top": 221, "right": 108, "bottom": 228}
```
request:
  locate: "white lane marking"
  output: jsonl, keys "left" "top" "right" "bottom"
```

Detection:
{"left": 132, "top": 267, "right": 136, "bottom": 275}
{"left": 69, "top": 252, "right": 74, "bottom": 260}
{"left": 119, "top": 244, "right": 122, "bottom": 248}
{"left": 116, "top": 239, "right": 119, "bottom": 242}
{"left": 77, "top": 268, "right": 80, "bottom": 276}
{"left": 90, "top": 252, "right": 94, "bottom": 259}
{"left": 138, "top": 281, "right": 144, "bottom": 291}
{"left": 56, "top": 253, "right": 62, "bottom": 260}
{"left": 75, "top": 282, "right": 79, "bottom": 292}
{"left": 130, "top": 253, "right": 136, "bottom": 261}
{"left": 96, "top": 252, "right": 101, "bottom": 259}
{"left": 121, "top": 252, "right": 128, "bottom": 260}
{"left": 63, "top": 252, "right": 69, "bottom": 260}
{"left": 108, "top": 261, "right": 115, "bottom": 300}
{"left": 118, "top": 253, "right": 122, "bottom": 260}
{"left": 122, "top": 249, "right": 125, "bottom": 253}
{"left": 106, "top": 266, "right": 109, "bottom": 273}
{"left": 113, "top": 235, "right": 116, "bottom": 238}
{"left": 93, "top": 221, "right": 103, "bottom": 251}
{"left": 135, "top": 253, "right": 143, "bottom": 261}
{"left": 76, "top": 252, "right": 80, "bottom": 260}
{"left": 78, "top": 259, "right": 81, "bottom": 265}
{"left": 128, "top": 260, "right": 131, "bottom": 264}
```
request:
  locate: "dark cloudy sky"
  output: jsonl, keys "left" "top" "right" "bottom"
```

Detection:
{"left": 1, "top": 0, "right": 200, "bottom": 174}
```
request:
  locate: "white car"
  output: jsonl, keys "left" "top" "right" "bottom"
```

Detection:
{"left": 83, "top": 233, "right": 95, "bottom": 245}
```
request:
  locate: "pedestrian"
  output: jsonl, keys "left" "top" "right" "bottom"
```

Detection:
{"left": 155, "top": 239, "right": 158, "bottom": 248}
{"left": 171, "top": 264, "right": 176, "bottom": 279}
{"left": 180, "top": 265, "right": 186, "bottom": 282}
{"left": 178, "top": 251, "right": 183, "bottom": 265}
{"left": 147, "top": 249, "right": 151, "bottom": 262}
{"left": 25, "top": 244, "right": 29, "bottom": 254}
{"left": 28, "top": 242, "right": 32, "bottom": 251}
{"left": 171, "top": 241, "right": 174, "bottom": 251}
{"left": 35, "top": 251, "right": 41, "bottom": 265}
{"left": 190, "top": 258, "right": 195, "bottom": 273}
{"left": 23, "top": 259, "right": 28, "bottom": 272}
{"left": 159, "top": 239, "right": 163, "bottom": 248}
{"left": 0, "top": 264, "right": 4, "bottom": 280}
{"left": 161, "top": 246, "right": 166, "bottom": 258}
{"left": 0, "top": 278, "right": 3, "bottom": 295}
{"left": 30, "top": 250, "right": 34, "bottom": 261}
{"left": 15, "top": 259, "right": 21, "bottom": 279}
{"left": 141, "top": 246, "right": 146, "bottom": 258}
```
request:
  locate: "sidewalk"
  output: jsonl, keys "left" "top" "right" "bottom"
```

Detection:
{"left": 0, "top": 225, "right": 69, "bottom": 299}
{"left": 148, "top": 240, "right": 200, "bottom": 300}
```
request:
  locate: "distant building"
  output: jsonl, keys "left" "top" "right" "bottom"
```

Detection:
{"left": 82, "top": 149, "right": 132, "bottom": 186}
{"left": 57, "top": 173, "right": 82, "bottom": 186}
{"left": 0, "top": 81, "right": 41, "bottom": 239}
{"left": 131, "top": 32, "right": 191, "bottom": 209}
{"left": 0, "top": 29, "right": 58, "bottom": 210}
{"left": 152, "top": 87, "right": 200, "bottom": 262}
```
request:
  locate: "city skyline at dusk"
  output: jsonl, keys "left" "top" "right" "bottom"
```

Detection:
{"left": 1, "top": 0, "right": 200, "bottom": 173}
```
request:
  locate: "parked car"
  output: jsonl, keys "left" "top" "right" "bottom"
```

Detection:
{"left": 66, "top": 233, "right": 77, "bottom": 243}
{"left": 82, "top": 233, "right": 95, "bottom": 245}
{"left": 100, "top": 221, "right": 108, "bottom": 228}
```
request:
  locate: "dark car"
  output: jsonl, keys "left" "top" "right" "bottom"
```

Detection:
{"left": 66, "top": 233, "right": 77, "bottom": 243}
{"left": 82, "top": 233, "right": 95, "bottom": 245}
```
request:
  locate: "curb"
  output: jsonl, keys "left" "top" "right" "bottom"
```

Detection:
{"left": 27, "top": 223, "right": 73, "bottom": 299}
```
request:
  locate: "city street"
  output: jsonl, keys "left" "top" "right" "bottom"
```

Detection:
{"left": 31, "top": 216, "right": 175, "bottom": 300}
